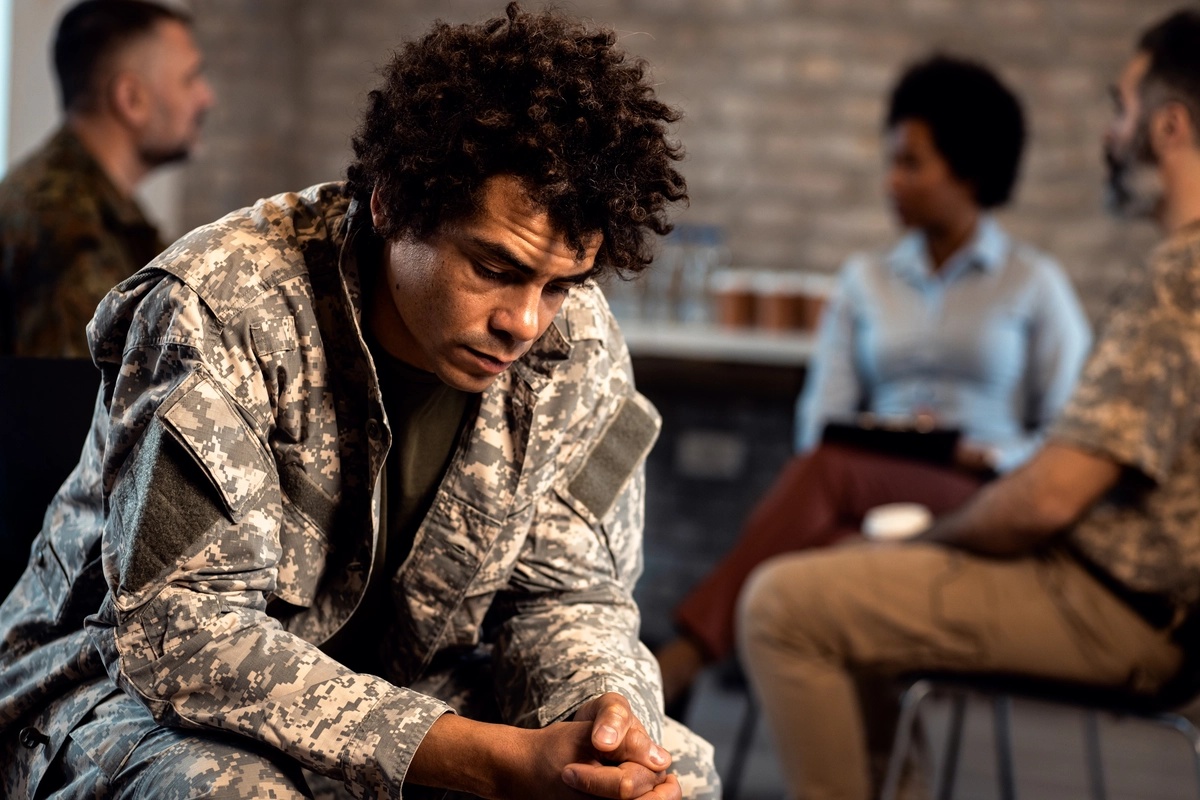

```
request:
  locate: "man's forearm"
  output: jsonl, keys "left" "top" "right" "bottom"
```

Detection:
{"left": 917, "top": 472, "right": 1064, "bottom": 555}
{"left": 916, "top": 443, "right": 1122, "bottom": 556}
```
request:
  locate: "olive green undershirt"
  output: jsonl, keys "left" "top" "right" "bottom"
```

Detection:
{"left": 329, "top": 329, "right": 475, "bottom": 673}
{"left": 372, "top": 339, "right": 475, "bottom": 576}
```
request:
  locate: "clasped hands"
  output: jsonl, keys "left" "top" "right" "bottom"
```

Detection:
{"left": 410, "top": 691, "right": 680, "bottom": 799}
{"left": 557, "top": 691, "right": 681, "bottom": 799}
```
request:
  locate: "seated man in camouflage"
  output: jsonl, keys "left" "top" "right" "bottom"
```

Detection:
{"left": 0, "top": 5, "right": 717, "bottom": 799}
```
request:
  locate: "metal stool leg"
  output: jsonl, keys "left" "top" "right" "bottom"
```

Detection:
{"left": 1156, "top": 713, "right": 1200, "bottom": 800}
{"left": 934, "top": 691, "right": 968, "bottom": 800}
{"left": 882, "top": 680, "right": 935, "bottom": 800}
{"left": 993, "top": 694, "right": 1017, "bottom": 800}
{"left": 1083, "top": 710, "right": 1107, "bottom": 800}
{"left": 723, "top": 692, "right": 758, "bottom": 800}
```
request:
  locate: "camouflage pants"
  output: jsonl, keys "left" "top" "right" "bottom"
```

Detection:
{"left": 28, "top": 689, "right": 720, "bottom": 799}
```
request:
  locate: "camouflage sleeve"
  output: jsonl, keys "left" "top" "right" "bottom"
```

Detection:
{"left": 489, "top": 311, "right": 665, "bottom": 742}
{"left": 1050, "top": 262, "right": 1200, "bottom": 484}
{"left": 83, "top": 275, "right": 450, "bottom": 799}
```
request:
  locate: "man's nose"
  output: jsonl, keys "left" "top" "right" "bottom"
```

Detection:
{"left": 198, "top": 78, "right": 216, "bottom": 111}
{"left": 491, "top": 286, "right": 542, "bottom": 345}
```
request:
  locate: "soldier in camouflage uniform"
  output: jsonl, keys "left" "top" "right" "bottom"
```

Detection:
{"left": 0, "top": 0, "right": 213, "bottom": 358}
{"left": 739, "top": 10, "right": 1200, "bottom": 800}
{"left": 0, "top": 4, "right": 720, "bottom": 799}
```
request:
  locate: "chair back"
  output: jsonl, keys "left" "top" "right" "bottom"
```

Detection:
{"left": 0, "top": 357, "right": 99, "bottom": 597}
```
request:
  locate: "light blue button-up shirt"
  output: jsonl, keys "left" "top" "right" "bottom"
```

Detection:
{"left": 796, "top": 216, "right": 1092, "bottom": 473}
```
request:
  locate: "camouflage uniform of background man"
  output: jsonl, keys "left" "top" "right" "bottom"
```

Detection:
{"left": 0, "top": 5, "right": 719, "bottom": 799}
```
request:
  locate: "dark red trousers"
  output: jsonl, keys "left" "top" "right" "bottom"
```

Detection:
{"left": 673, "top": 444, "right": 986, "bottom": 661}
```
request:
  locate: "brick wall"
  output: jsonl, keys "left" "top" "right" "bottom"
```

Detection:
{"left": 185, "top": 0, "right": 1183, "bottom": 319}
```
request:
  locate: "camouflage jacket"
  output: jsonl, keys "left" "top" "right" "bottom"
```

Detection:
{"left": 0, "top": 125, "right": 165, "bottom": 357}
{"left": 0, "top": 183, "right": 663, "bottom": 798}
{"left": 1055, "top": 220, "right": 1200, "bottom": 609}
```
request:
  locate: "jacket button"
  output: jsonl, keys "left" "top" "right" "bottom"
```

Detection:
{"left": 366, "top": 420, "right": 382, "bottom": 441}
{"left": 18, "top": 727, "right": 48, "bottom": 748}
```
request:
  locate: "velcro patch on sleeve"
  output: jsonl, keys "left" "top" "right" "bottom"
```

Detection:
{"left": 112, "top": 419, "right": 225, "bottom": 596}
{"left": 567, "top": 394, "right": 660, "bottom": 521}
{"left": 160, "top": 371, "right": 272, "bottom": 519}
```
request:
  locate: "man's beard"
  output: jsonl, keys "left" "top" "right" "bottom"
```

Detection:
{"left": 137, "top": 141, "right": 192, "bottom": 170}
{"left": 1105, "top": 149, "right": 1163, "bottom": 219}
{"left": 1104, "top": 119, "right": 1162, "bottom": 220}
{"left": 136, "top": 112, "right": 206, "bottom": 170}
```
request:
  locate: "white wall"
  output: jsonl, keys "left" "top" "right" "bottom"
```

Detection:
{"left": 2, "top": 0, "right": 184, "bottom": 238}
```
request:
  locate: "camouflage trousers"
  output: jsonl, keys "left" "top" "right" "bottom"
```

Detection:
{"left": 17, "top": 687, "right": 720, "bottom": 799}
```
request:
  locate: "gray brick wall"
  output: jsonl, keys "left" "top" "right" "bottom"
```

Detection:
{"left": 184, "top": 0, "right": 1182, "bottom": 319}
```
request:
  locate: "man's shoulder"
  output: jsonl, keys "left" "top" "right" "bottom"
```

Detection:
{"left": 511, "top": 282, "right": 639, "bottom": 428}
{"left": 1147, "top": 223, "right": 1200, "bottom": 296}
{"left": 152, "top": 183, "right": 351, "bottom": 324}
{"left": 0, "top": 136, "right": 101, "bottom": 226}
{"left": 546, "top": 282, "right": 631, "bottom": 380}
{"left": 558, "top": 282, "right": 621, "bottom": 345}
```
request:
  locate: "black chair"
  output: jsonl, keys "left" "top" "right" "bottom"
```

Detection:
{"left": 0, "top": 357, "right": 100, "bottom": 598}
{"left": 881, "top": 672, "right": 1200, "bottom": 800}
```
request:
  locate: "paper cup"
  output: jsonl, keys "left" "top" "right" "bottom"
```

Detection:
{"left": 862, "top": 503, "right": 933, "bottom": 541}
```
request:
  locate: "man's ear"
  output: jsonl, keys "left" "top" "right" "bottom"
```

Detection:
{"left": 369, "top": 185, "right": 386, "bottom": 231}
{"left": 108, "top": 71, "right": 150, "bottom": 129}
{"left": 1149, "top": 101, "right": 1195, "bottom": 157}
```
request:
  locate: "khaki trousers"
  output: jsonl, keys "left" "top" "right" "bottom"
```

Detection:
{"left": 737, "top": 542, "right": 1183, "bottom": 800}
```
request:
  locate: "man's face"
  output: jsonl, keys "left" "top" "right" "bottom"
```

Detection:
{"left": 1104, "top": 52, "right": 1161, "bottom": 218}
{"left": 369, "top": 175, "right": 601, "bottom": 393}
{"left": 132, "top": 20, "right": 214, "bottom": 168}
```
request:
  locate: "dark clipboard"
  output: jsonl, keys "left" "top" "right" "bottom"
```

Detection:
{"left": 820, "top": 418, "right": 961, "bottom": 466}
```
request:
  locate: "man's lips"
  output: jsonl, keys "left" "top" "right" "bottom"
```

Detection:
{"left": 464, "top": 346, "right": 517, "bottom": 373}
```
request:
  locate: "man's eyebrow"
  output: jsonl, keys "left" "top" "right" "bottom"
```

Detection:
{"left": 465, "top": 236, "right": 595, "bottom": 283}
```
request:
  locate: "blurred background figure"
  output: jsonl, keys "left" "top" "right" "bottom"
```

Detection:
{"left": 655, "top": 54, "right": 1092, "bottom": 713}
{"left": 0, "top": 0, "right": 213, "bottom": 358}
{"left": 738, "top": 10, "right": 1200, "bottom": 799}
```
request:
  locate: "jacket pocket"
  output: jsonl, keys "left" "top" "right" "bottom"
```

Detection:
{"left": 274, "top": 499, "right": 331, "bottom": 608}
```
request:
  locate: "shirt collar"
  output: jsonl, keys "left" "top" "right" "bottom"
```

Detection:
{"left": 887, "top": 215, "right": 1009, "bottom": 283}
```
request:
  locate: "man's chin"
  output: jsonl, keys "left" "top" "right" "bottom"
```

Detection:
{"left": 437, "top": 364, "right": 501, "bottom": 394}
{"left": 138, "top": 145, "right": 193, "bottom": 170}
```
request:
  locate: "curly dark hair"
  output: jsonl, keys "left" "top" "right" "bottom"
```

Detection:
{"left": 346, "top": 3, "right": 688, "bottom": 277}
{"left": 886, "top": 54, "right": 1026, "bottom": 209}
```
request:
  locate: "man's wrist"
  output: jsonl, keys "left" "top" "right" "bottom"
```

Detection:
{"left": 407, "top": 714, "right": 523, "bottom": 798}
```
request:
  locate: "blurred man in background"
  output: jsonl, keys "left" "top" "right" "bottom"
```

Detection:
{"left": 740, "top": 8, "right": 1200, "bottom": 799}
{"left": 0, "top": 0, "right": 213, "bottom": 357}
